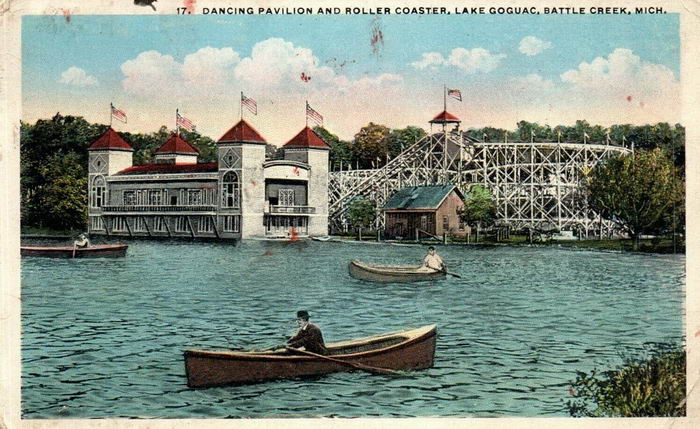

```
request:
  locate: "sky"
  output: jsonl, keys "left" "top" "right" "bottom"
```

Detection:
{"left": 22, "top": 13, "right": 680, "bottom": 144}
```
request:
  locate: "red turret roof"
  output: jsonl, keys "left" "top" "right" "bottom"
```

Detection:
{"left": 429, "top": 110, "right": 461, "bottom": 124}
{"left": 87, "top": 127, "right": 133, "bottom": 151}
{"left": 155, "top": 133, "right": 199, "bottom": 154}
{"left": 218, "top": 119, "right": 267, "bottom": 144}
{"left": 283, "top": 127, "right": 330, "bottom": 149}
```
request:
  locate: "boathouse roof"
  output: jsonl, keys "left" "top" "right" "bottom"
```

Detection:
{"left": 383, "top": 184, "right": 463, "bottom": 210}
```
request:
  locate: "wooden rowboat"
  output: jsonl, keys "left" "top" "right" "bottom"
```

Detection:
{"left": 20, "top": 244, "right": 128, "bottom": 258}
{"left": 184, "top": 324, "right": 437, "bottom": 388}
{"left": 348, "top": 260, "right": 446, "bottom": 283}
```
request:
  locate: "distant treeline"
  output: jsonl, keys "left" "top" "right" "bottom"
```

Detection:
{"left": 321, "top": 119, "right": 685, "bottom": 171}
{"left": 20, "top": 113, "right": 685, "bottom": 231}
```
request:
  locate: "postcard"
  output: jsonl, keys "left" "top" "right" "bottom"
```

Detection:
{"left": 1, "top": 0, "right": 697, "bottom": 428}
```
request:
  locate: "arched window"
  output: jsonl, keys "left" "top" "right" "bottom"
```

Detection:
{"left": 221, "top": 171, "right": 240, "bottom": 208}
{"left": 91, "top": 176, "right": 106, "bottom": 208}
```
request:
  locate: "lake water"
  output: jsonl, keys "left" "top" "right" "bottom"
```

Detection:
{"left": 21, "top": 240, "right": 685, "bottom": 418}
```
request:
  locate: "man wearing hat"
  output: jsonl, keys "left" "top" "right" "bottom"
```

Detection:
{"left": 286, "top": 310, "right": 327, "bottom": 355}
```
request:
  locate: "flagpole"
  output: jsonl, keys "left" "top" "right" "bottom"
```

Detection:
{"left": 240, "top": 92, "right": 243, "bottom": 120}
{"left": 109, "top": 102, "right": 113, "bottom": 127}
{"left": 305, "top": 100, "right": 309, "bottom": 128}
{"left": 443, "top": 84, "right": 446, "bottom": 112}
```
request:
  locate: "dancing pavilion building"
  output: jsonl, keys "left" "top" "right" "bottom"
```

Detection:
{"left": 87, "top": 120, "right": 330, "bottom": 240}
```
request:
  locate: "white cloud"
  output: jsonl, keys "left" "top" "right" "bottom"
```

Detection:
{"left": 59, "top": 66, "right": 98, "bottom": 87}
{"left": 447, "top": 48, "right": 506, "bottom": 74}
{"left": 560, "top": 48, "right": 676, "bottom": 92}
{"left": 183, "top": 47, "right": 240, "bottom": 87}
{"left": 121, "top": 50, "right": 183, "bottom": 95}
{"left": 519, "top": 36, "right": 552, "bottom": 56}
{"left": 234, "top": 38, "right": 336, "bottom": 90}
{"left": 411, "top": 48, "right": 505, "bottom": 74}
{"left": 411, "top": 52, "right": 446, "bottom": 70}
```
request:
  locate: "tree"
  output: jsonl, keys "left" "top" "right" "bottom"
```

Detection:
{"left": 352, "top": 123, "right": 390, "bottom": 169}
{"left": 314, "top": 126, "right": 352, "bottom": 170}
{"left": 34, "top": 153, "right": 88, "bottom": 230}
{"left": 387, "top": 126, "right": 426, "bottom": 158}
{"left": 460, "top": 184, "right": 496, "bottom": 242}
{"left": 347, "top": 198, "right": 376, "bottom": 240}
{"left": 586, "top": 149, "right": 684, "bottom": 250}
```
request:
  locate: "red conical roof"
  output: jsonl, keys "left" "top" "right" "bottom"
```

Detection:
{"left": 283, "top": 126, "right": 330, "bottom": 149}
{"left": 155, "top": 133, "right": 199, "bottom": 154}
{"left": 218, "top": 119, "right": 267, "bottom": 144}
{"left": 87, "top": 127, "right": 133, "bottom": 151}
{"left": 429, "top": 110, "right": 461, "bottom": 124}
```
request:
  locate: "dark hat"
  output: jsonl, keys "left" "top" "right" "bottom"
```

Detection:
{"left": 428, "top": 246, "right": 436, "bottom": 250}
{"left": 296, "top": 310, "right": 310, "bottom": 320}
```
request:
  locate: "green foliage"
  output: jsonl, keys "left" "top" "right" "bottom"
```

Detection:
{"left": 347, "top": 198, "right": 375, "bottom": 228}
{"left": 265, "top": 143, "right": 285, "bottom": 161}
{"left": 387, "top": 126, "right": 426, "bottom": 158}
{"left": 567, "top": 344, "right": 685, "bottom": 417}
{"left": 352, "top": 123, "right": 390, "bottom": 169}
{"left": 315, "top": 126, "right": 352, "bottom": 170}
{"left": 460, "top": 184, "right": 496, "bottom": 227}
{"left": 586, "top": 149, "right": 684, "bottom": 247}
{"left": 27, "top": 153, "right": 88, "bottom": 230}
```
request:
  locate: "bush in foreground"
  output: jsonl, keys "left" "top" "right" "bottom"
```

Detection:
{"left": 567, "top": 344, "right": 685, "bottom": 417}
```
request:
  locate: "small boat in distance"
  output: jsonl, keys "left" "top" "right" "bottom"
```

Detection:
{"left": 184, "top": 325, "right": 437, "bottom": 388}
{"left": 20, "top": 244, "right": 128, "bottom": 258}
{"left": 311, "top": 236, "right": 332, "bottom": 242}
{"left": 348, "top": 260, "right": 446, "bottom": 283}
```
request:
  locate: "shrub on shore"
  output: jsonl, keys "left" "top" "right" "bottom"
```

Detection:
{"left": 567, "top": 344, "right": 685, "bottom": 417}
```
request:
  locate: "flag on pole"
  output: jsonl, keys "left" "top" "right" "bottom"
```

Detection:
{"left": 241, "top": 93, "right": 257, "bottom": 115}
{"left": 530, "top": 129, "right": 535, "bottom": 143}
{"left": 306, "top": 102, "right": 323, "bottom": 126}
{"left": 605, "top": 129, "right": 611, "bottom": 144}
{"left": 176, "top": 111, "right": 195, "bottom": 132}
{"left": 447, "top": 88, "right": 462, "bottom": 102}
{"left": 111, "top": 103, "right": 127, "bottom": 123}
{"left": 584, "top": 132, "right": 590, "bottom": 143}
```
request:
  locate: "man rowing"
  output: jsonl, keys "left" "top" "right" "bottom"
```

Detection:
{"left": 420, "top": 246, "right": 445, "bottom": 272}
{"left": 74, "top": 233, "right": 90, "bottom": 249}
{"left": 286, "top": 310, "right": 327, "bottom": 355}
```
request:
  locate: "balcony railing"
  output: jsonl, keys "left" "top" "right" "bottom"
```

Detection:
{"left": 268, "top": 205, "right": 316, "bottom": 214}
{"left": 102, "top": 205, "right": 217, "bottom": 213}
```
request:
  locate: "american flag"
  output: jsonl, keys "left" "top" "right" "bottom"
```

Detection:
{"left": 111, "top": 104, "right": 127, "bottom": 123}
{"left": 241, "top": 93, "right": 257, "bottom": 115}
{"left": 306, "top": 102, "right": 323, "bottom": 126}
{"left": 176, "top": 111, "right": 194, "bottom": 132}
{"left": 447, "top": 88, "right": 462, "bottom": 102}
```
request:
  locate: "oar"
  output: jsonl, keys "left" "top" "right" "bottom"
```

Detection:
{"left": 72, "top": 244, "right": 77, "bottom": 259}
{"left": 286, "top": 347, "right": 402, "bottom": 376}
{"left": 441, "top": 266, "right": 461, "bottom": 278}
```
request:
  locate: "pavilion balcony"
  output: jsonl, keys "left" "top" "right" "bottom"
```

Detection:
{"left": 267, "top": 205, "right": 316, "bottom": 215}
{"left": 102, "top": 205, "right": 217, "bottom": 213}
